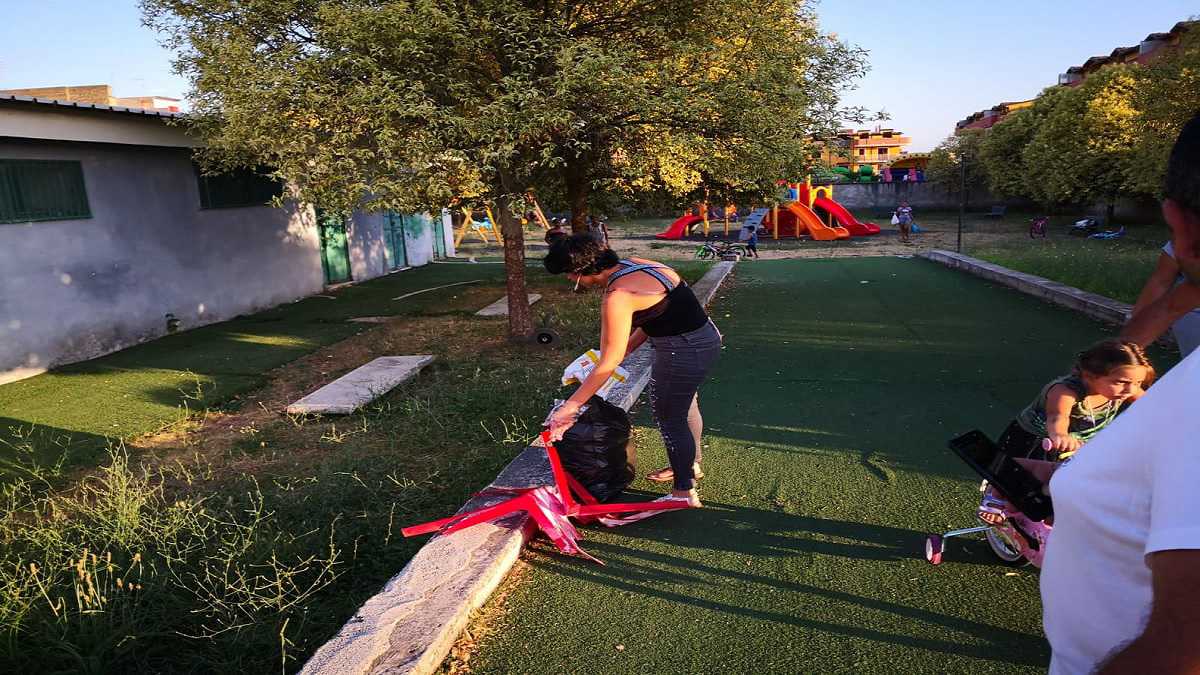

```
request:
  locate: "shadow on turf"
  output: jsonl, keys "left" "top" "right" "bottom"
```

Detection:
{"left": 597, "top": 496, "right": 1002, "bottom": 567}
{"left": 0, "top": 417, "right": 114, "bottom": 483}
{"left": 528, "top": 528, "right": 1047, "bottom": 666}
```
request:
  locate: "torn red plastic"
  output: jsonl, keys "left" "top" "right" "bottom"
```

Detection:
{"left": 400, "top": 431, "right": 693, "bottom": 563}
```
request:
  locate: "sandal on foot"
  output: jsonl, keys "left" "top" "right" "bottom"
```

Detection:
{"left": 646, "top": 465, "right": 704, "bottom": 482}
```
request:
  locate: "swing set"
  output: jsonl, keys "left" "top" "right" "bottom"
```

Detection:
{"left": 452, "top": 194, "right": 552, "bottom": 247}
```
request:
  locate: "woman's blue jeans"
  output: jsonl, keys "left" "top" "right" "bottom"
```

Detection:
{"left": 648, "top": 320, "right": 722, "bottom": 491}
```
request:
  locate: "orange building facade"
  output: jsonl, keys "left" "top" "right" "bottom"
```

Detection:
{"left": 819, "top": 127, "right": 912, "bottom": 173}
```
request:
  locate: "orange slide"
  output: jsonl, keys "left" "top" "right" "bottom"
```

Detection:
{"left": 766, "top": 203, "right": 850, "bottom": 240}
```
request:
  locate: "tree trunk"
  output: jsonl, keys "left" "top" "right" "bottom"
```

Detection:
{"left": 495, "top": 172, "right": 534, "bottom": 340}
{"left": 563, "top": 154, "right": 590, "bottom": 234}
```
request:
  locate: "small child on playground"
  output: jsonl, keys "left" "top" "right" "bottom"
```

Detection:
{"left": 997, "top": 339, "right": 1154, "bottom": 461}
{"left": 744, "top": 223, "right": 760, "bottom": 258}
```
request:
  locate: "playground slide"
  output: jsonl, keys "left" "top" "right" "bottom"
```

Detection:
{"left": 784, "top": 202, "right": 849, "bottom": 240}
{"left": 656, "top": 214, "right": 703, "bottom": 239}
{"left": 813, "top": 196, "right": 881, "bottom": 236}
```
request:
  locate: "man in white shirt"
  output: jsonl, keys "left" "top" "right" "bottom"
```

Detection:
{"left": 1043, "top": 113, "right": 1200, "bottom": 674}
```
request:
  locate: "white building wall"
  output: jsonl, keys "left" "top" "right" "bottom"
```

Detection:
{"left": 0, "top": 139, "right": 324, "bottom": 382}
{"left": 0, "top": 108, "right": 443, "bottom": 383}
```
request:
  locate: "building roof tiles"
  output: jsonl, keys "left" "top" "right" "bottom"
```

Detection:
{"left": 0, "top": 94, "right": 184, "bottom": 119}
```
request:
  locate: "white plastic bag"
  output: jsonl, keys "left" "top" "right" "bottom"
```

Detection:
{"left": 562, "top": 349, "right": 629, "bottom": 399}
{"left": 890, "top": 213, "right": 900, "bottom": 226}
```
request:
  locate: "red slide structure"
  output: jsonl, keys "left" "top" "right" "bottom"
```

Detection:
{"left": 812, "top": 196, "right": 881, "bottom": 236}
{"left": 798, "top": 183, "right": 880, "bottom": 236}
{"left": 656, "top": 214, "right": 703, "bottom": 239}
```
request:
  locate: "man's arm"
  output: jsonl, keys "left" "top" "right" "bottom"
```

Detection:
{"left": 1098, "top": 550, "right": 1200, "bottom": 674}
{"left": 1132, "top": 253, "right": 1180, "bottom": 316}
{"left": 1121, "top": 281, "right": 1200, "bottom": 347}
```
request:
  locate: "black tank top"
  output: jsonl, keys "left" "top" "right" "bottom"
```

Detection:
{"left": 606, "top": 260, "right": 709, "bottom": 337}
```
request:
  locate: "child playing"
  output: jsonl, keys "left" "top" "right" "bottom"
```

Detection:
{"left": 895, "top": 201, "right": 914, "bottom": 243}
{"left": 998, "top": 339, "right": 1154, "bottom": 461}
{"left": 744, "top": 223, "right": 760, "bottom": 259}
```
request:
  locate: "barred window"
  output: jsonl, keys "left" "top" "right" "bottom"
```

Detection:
{"left": 195, "top": 164, "right": 284, "bottom": 209}
{"left": 0, "top": 159, "right": 91, "bottom": 224}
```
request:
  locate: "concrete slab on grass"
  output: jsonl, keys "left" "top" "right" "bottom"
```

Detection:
{"left": 286, "top": 356, "right": 434, "bottom": 415}
{"left": 347, "top": 316, "right": 393, "bottom": 324}
{"left": 301, "top": 260, "right": 736, "bottom": 675}
{"left": 475, "top": 293, "right": 542, "bottom": 317}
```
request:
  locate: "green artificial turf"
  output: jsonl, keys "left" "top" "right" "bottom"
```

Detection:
{"left": 470, "top": 257, "right": 1177, "bottom": 674}
{"left": 0, "top": 263, "right": 508, "bottom": 476}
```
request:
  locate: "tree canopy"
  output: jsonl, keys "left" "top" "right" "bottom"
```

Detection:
{"left": 969, "top": 26, "right": 1199, "bottom": 213}
{"left": 145, "top": 0, "right": 867, "bottom": 335}
{"left": 925, "top": 129, "right": 989, "bottom": 206}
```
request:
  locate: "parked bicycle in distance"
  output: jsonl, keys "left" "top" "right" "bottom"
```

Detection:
{"left": 695, "top": 237, "right": 749, "bottom": 260}
{"left": 1029, "top": 216, "right": 1047, "bottom": 239}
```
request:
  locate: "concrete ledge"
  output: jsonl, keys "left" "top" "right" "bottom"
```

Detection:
{"left": 301, "top": 260, "right": 736, "bottom": 675}
{"left": 919, "top": 250, "right": 1132, "bottom": 325}
{"left": 286, "top": 356, "right": 435, "bottom": 415}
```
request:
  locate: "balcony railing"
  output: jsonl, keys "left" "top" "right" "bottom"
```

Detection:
{"left": 849, "top": 137, "right": 911, "bottom": 148}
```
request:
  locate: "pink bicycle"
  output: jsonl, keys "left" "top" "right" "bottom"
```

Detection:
{"left": 1029, "top": 216, "right": 1048, "bottom": 239}
{"left": 925, "top": 431, "right": 1057, "bottom": 567}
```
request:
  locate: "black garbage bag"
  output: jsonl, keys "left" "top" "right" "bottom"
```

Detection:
{"left": 557, "top": 395, "right": 635, "bottom": 502}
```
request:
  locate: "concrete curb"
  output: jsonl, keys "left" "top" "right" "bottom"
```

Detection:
{"left": 919, "top": 250, "right": 1132, "bottom": 325}
{"left": 301, "top": 260, "right": 736, "bottom": 675}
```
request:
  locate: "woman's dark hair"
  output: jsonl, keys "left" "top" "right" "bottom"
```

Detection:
{"left": 1166, "top": 111, "right": 1200, "bottom": 216}
{"left": 1074, "top": 339, "right": 1156, "bottom": 386}
{"left": 543, "top": 234, "right": 619, "bottom": 275}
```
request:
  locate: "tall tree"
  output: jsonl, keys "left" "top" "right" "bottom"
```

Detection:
{"left": 536, "top": 4, "right": 870, "bottom": 229}
{"left": 1125, "top": 27, "right": 1200, "bottom": 198}
{"left": 145, "top": 1, "right": 865, "bottom": 336}
{"left": 926, "top": 129, "right": 989, "bottom": 207}
{"left": 979, "top": 108, "right": 1039, "bottom": 200}
{"left": 1021, "top": 66, "right": 1139, "bottom": 218}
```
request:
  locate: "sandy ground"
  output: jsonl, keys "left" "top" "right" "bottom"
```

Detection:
{"left": 457, "top": 222, "right": 966, "bottom": 263}
{"left": 604, "top": 226, "right": 958, "bottom": 261}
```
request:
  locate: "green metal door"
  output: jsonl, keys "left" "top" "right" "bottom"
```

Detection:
{"left": 317, "top": 209, "right": 352, "bottom": 284}
{"left": 432, "top": 212, "right": 447, "bottom": 258}
{"left": 383, "top": 211, "right": 408, "bottom": 270}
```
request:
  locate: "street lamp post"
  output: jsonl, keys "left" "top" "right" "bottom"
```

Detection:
{"left": 957, "top": 151, "right": 965, "bottom": 253}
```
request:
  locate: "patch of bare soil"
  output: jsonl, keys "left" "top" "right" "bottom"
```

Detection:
{"left": 135, "top": 282, "right": 577, "bottom": 484}
{"left": 439, "top": 556, "right": 534, "bottom": 674}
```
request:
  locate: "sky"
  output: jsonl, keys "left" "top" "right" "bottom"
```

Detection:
{"left": 818, "top": 0, "right": 1197, "bottom": 150}
{"left": 0, "top": 1, "right": 1195, "bottom": 152}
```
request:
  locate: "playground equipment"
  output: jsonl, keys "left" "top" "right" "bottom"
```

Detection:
{"left": 656, "top": 213, "right": 704, "bottom": 240}
{"left": 523, "top": 193, "right": 551, "bottom": 230}
{"left": 453, "top": 194, "right": 551, "bottom": 247}
{"left": 453, "top": 204, "right": 500, "bottom": 247}
{"left": 658, "top": 180, "right": 875, "bottom": 241}
{"left": 799, "top": 179, "right": 881, "bottom": 236}
{"left": 656, "top": 200, "right": 722, "bottom": 240}
{"left": 762, "top": 201, "right": 848, "bottom": 240}
{"left": 761, "top": 180, "right": 848, "bottom": 240}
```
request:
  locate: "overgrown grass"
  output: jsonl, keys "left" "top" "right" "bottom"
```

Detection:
{"left": 0, "top": 262, "right": 712, "bottom": 673}
{"left": 0, "top": 448, "right": 339, "bottom": 673}
{"left": 959, "top": 215, "right": 1166, "bottom": 303}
